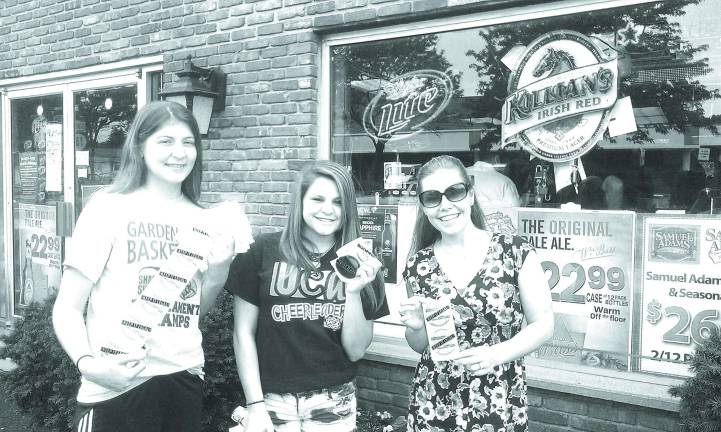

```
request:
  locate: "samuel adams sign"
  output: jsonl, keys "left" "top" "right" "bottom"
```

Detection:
{"left": 502, "top": 30, "right": 619, "bottom": 162}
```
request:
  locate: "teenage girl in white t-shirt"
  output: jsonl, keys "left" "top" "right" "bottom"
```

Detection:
{"left": 53, "top": 101, "right": 239, "bottom": 432}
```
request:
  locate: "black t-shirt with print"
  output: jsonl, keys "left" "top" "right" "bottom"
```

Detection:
{"left": 225, "top": 231, "right": 389, "bottom": 394}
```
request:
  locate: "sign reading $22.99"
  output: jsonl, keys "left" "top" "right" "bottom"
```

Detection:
{"left": 518, "top": 209, "right": 635, "bottom": 370}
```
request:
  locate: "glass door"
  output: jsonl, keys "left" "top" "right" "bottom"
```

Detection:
{"left": 8, "top": 91, "right": 65, "bottom": 314}
{"left": 72, "top": 84, "right": 138, "bottom": 215}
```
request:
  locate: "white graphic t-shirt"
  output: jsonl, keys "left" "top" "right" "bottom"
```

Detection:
{"left": 64, "top": 190, "right": 207, "bottom": 403}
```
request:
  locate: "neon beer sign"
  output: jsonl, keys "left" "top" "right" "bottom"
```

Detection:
{"left": 363, "top": 70, "right": 453, "bottom": 141}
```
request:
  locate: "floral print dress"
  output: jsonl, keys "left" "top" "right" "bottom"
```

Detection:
{"left": 404, "top": 234, "right": 533, "bottom": 432}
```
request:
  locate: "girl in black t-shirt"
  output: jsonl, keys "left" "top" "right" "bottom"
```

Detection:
{"left": 226, "top": 160, "right": 388, "bottom": 432}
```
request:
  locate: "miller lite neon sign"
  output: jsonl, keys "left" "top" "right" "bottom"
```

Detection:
{"left": 362, "top": 70, "right": 453, "bottom": 141}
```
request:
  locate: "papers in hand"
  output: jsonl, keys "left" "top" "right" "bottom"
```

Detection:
{"left": 330, "top": 237, "right": 381, "bottom": 279}
{"left": 423, "top": 296, "right": 461, "bottom": 362}
{"left": 204, "top": 201, "right": 254, "bottom": 254}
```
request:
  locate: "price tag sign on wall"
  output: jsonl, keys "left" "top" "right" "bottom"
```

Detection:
{"left": 518, "top": 209, "right": 635, "bottom": 370}
{"left": 639, "top": 217, "right": 721, "bottom": 376}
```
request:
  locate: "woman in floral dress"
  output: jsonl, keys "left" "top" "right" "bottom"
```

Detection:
{"left": 399, "top": 155, "right": 554, "bottom": 432}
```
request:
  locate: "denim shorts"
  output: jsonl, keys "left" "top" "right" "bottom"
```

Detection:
{"left": 264, "top": 381, "right": 357, "bottom": 432}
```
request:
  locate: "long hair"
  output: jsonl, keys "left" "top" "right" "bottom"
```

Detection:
{"left": 280, "top": 160, "right": 385, "bottom": 313}
{"left": 408, "top": 155, "right": 485, "bottom": 258}
{"left": 107, "top": 101, "right": 203, "bottom": 204}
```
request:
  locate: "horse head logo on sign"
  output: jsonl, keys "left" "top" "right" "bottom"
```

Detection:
{"left": 363, "top": 70, "right": 453, "bottom": 141}
{"left": 502, "top": 30, "right": 619, "bottom": 162}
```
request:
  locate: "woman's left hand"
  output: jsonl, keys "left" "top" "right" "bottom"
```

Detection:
{"left": 449, "top": 345, "right": 503, "bottom": 376}
{"left": 338, "top": 255, "right": 383, "bottom": 295}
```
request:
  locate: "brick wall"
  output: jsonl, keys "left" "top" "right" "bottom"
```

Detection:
{"left": 356, "top": 360, "right": 681, "bottom": 432}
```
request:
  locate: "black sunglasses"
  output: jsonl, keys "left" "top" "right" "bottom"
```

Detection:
{"left": 418, "top": 182, "right": 471, "bottom": 208}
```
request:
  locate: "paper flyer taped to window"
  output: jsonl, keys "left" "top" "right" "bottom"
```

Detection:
{"left": 608, "top": 96, "right": 637, "bottom": 137}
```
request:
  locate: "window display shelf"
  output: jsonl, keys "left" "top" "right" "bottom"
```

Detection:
{"left": 365, "top": 324, "right": 683, "bottom": 412}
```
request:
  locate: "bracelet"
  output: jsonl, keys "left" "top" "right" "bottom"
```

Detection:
{"left": 75, "top": 354, "right": 93, "bottom": 370}
{"left": 246, "top": 400, "right": 265, "bottom": 406}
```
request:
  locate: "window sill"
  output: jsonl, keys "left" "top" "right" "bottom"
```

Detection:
{"left": 364, "top": 324, "right": 683, "bottom": 412}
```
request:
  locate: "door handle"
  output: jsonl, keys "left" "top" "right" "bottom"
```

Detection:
{"left": 56, "top": 201, "right": 74, "bottom": 237}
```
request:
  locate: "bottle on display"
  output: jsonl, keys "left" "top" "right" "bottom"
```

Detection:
{"left": 20, "top": 239, "right": 34, "bottom": 305}
{"left": 688, "top": 187, "right": 720, "bottom": 214}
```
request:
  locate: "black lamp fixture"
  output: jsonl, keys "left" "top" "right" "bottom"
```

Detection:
{"left": 159, "top": 55, "right": 226, "bottom": 135}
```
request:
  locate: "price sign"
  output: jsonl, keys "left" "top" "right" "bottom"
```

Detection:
{"left": 29, "top": 233, "right": 63, "bottom": 261}
{"left": 519, "top": 209, "right": 635, "bottom": 370}
{"left": 16, "top": 203, "right": 62, "bottom": 309}
{"left": 542, "top": 261, "right": 626, "bottom": 304}
{"left": 639, "top": 217, "right": 721, "bottom": 376}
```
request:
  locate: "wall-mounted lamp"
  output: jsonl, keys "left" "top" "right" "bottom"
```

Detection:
{"left": 158, "top": 56, "right": 226, "bottom": 135}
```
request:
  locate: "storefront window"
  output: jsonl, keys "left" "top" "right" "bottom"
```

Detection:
{"left": 327, "top": 0, "right": 721, "bottom": 381}
{"left": 330, "top": 1, "right": 721, "bottom": 212}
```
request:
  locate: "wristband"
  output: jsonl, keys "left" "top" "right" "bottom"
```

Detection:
{"left": 246, "top": 400, "right": 264, "bottom": 406}
{"left": 75, "top": 354, "right": 93, "bottom": 370}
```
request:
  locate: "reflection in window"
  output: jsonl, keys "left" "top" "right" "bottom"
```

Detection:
{"left": 74, "top": 85, "right": 137, "bottom": 213}
{"left": 330, "top": 0, "right": 721, "bottom": 212}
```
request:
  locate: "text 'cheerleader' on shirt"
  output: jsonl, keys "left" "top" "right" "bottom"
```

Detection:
{"left": 225, "top": 232, "right": 389, "bottom": 394}
{"left": 63, "top": 190, "right": 207, "bottom": 404}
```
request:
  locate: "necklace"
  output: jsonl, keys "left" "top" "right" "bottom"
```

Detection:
{"left": 307, "top": 241, "right": 336, "bottom": 262}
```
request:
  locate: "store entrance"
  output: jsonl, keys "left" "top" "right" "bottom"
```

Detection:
{"left": 5, "top": 78, "right": 143, "bottom": 317}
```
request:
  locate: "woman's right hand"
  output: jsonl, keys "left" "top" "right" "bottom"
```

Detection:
{"left": 245, "top": 404, "right": 275, "bottom": 432}
{"left": 399, "top": 296, "right": 426, "bottom": 331}
{"left": 78, "top": 352, "right": 147, "bottom": 392}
